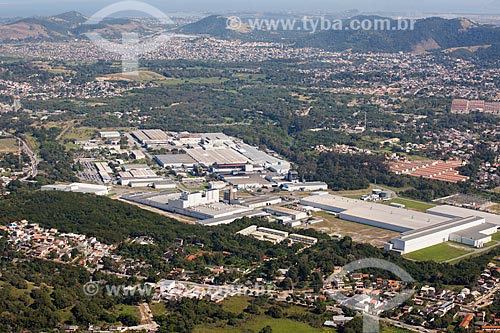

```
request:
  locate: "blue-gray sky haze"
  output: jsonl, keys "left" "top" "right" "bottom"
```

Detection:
{"left": 0, "top": 0, "right": 499, "bottom": 17}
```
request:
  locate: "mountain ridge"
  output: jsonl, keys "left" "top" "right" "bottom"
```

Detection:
{"left": 180, "top": 15, "right": 500, "bottom": 55}
{"left": 2, "top": 12, "right": 500, "bottom": 59}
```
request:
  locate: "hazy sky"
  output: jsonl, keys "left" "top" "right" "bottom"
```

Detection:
{"left": 1, "top": 0, "right": 500, "bottom": 17}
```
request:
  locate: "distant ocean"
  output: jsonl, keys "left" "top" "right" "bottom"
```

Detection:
{"left": 0, "top": 0, "right": 497, "bottom": 18}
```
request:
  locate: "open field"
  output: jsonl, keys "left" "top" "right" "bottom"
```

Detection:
{"left": 332, "top": 184, "right": 409, "bottom": 199}
{"left": 153, "top": 296, "right": 407, "bottom": 333}
{"left": 403, "top": 242, "right": 472, "bottom": 262}
{"left": 0, "top": 138, "right": 18, "bottom": 153}
{"left": 150, "top": 302, "right": 167, "bottom": 317}
{"left": 380, "top": 325, "right": 412, "bottom": 333}
{"left": 221, "top": 296, "right": 250, "bottom": 314}
{"left": 332, "top": 186, "right": 376, "bottom": 199}
{"left": 384, "top": 198, "right": 436, "bottom": 212}
{"left": 32, "top": 61, "right": 76, "bottom": 74}
{"left": 493, "top": 232, "right": 500, "bottom": 241}
{"left": 60, "top": 127, "right": 98, "bottom": 142}
{"left": 59, "top": 126, "right": 131, "bottom": 143}
{"left": 161, "top": 77, "right": 230, "bottom": 85}
{"left": 97, "top": 70, "right": 167, "bottom": 82}
{"left": 194, "top": 316, "right": 335, "bottom": 333}
{"left": 194, "top": 316, "right": 409, "bottom": 333}
{"left": 308, "top": 212, "right": 399, "bottom": 247}
{"left": 115, "top": 304, "right": 140, "bottom": 318}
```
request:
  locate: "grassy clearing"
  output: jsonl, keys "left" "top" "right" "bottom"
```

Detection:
{"left": 381, "top": 324, "right": 413, "bottom": 332}
{"left": 59, "top": 126, "right": 130, "bottom": 143}
{"left": 160, "top": 77, "right": 229, "bottom": 85}
{"left": 492, "top": 233, "right": 500, "bottom": 242}
{"left": 193, "top": 316, "right": 335, "bottom": 333}
{"left": 233, "top": 73, "right": 267, "bottom": 81}
{"left": 403, "top": 242, "right": 471, "bottom": 263}
{"left": 150, "top": 302, "right": 167, "bottom": 316}
{"left": 221, "top": 296, "right": 250, "bottom": 314}
{"left": 115, "top": 304, "right": 139, "bottom": 317}
{"left": 332, "top": 186, "right": 373, "bottom": 198}
{"left": 194, "top": 316, "right": 409, "bottom": 333}
{"left": 0, "top": 138, "right": 18, "bottom": 153}
{"left": 97, "top": 70, "right": 167, "bottom": 82}
{"left": 332, "top": 184, "right": 410, "bottom": 199}
{"left": 60, "top": 127, "right": 98, "bottom": 141}
{"left": 385, "top": 198, "right": 435, "bottom": 212}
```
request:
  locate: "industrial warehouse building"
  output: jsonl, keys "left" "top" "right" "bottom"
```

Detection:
{"left": 426, "top": 205, "right": 500, "bottom": 225}
{"left": 154, "top": 154, "right": 197, "bottom": 169}
{"left": 123, "top": 189, "right": 252, "bottom": 220}
{"left": 237, "top": 225, "right": 318, "bottom": 245}
{"left": 264, "top": 206, "right": 308, "bottom": 221}
{"left": 300, "top": 193, "right": 448, "bottom": 232}
{"left": 42, "top": 183, "right": 110, "bottom": 196}
{"left": 301, "top": 193, "right": 500, "bottom": 254}
{"left": 281, "top": 182, "right": 328, "bottom": 192}
{"left": 384, "top": 216, "right": 498, "bottom": 254}
{"left": 150, "top": 132, "right": 291, "bottom": 175}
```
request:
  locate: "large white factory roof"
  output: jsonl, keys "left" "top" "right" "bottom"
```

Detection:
{"left": 186, "top": 147, "right": 249, "bottom": 165}
{"left": 451, "top": 222, "right": 498, "bottom": 240}
{"left": 300, "top": 194, "right": 362, "bottom": 212}
{"left": 396, "top": 216, "right": 483, "bottom": 242}
{"left": 339, "top": 205, "right": 448, "bottom": 232}
{"left": 41, "top": 183, "right": 109, "bottom": 196}
{"left": 301, "top": 193, "right": 449, "bottom": 232}
{"left": 426, "top": 205, "right": 500, "bottom": 226}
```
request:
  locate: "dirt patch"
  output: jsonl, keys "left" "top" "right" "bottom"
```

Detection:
{"left": 305, "top": 212, "right": 399, "bottom": 248}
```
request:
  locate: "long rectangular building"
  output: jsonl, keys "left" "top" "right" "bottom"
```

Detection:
{"left": 385, "top": 216, "right": 499, "bottom": 254}
{"left": 301, "top": 193, "right": 448, "bottom": 232}
{"left": 426, "top": 205, "right": 500, "bottom": 225}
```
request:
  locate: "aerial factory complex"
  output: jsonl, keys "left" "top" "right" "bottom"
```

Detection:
{"left": 301, "top": 193, "right": 500, "bottom": 254}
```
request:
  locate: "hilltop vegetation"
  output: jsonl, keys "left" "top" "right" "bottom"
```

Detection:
{"left": 180, "top": 15, "right": 500, "bottom": 56}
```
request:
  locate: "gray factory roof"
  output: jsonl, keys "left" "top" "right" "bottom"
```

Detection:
{"left": 186, "top": 147, "right": 249, "bottom": 165}
{"left": 396, "top": 216, "right": 484, "bottom": 242}
{"left": 426, "top": 205, "right": 500, "bottom": 226}
{"left": 200, "top": 132, "right": 232, "bottom": 142}
{"left": 186, "top": 202, "right": 251, "bottom": 217}
{"left": 300, "top": 194, "right": 362, "bottom": 212}
{"left": 155, "top": 154, "right": 196, "bottom": 165}
{"left": 238, "top": 195, "right": 281, "bottom": 206}
{"left": 132, "top": 129, "right": 170, "bottom": 143}
{"left": 450, "top": 222, "right": 498, "bottom": 240}
{"left": 302, "top": 193, "right": 449, "bottom": 231}
{"left": 339, "top": 205, "right": 449, "bottom": 231}
{"left": 122, "top": 191, "right": 179, "bottom": 203}
{"left": 235, "top": 143, "right": 287, "bottom": 165}
{"left": 225, "top": 174, "right": 272, "bottom": 186}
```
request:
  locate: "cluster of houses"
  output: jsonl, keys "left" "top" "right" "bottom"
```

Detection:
{"left": 0, "top": 220, "right": 146, "bottom": 275}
